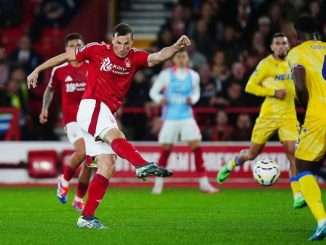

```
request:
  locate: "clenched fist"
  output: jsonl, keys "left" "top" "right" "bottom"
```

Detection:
{"left": 174, "top": 35, "right": 191, "bottom": 50}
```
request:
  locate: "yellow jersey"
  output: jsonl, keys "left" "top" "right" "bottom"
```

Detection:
{"left": 245, "top": 54, "right": 296, "bottom": 119}
{"left": 287, "top": 40, "right": 326, "bottom": 122}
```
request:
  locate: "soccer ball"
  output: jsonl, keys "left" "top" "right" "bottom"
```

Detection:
{"left": 253, "top": 159, "right": 280, "bottom": 186}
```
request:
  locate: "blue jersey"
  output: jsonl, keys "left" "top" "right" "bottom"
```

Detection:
{"left": 163, "top": 69, "right": 193, "bottom": 120}
{"left": 150, "top": 68, "right": 200, "bottom": 121}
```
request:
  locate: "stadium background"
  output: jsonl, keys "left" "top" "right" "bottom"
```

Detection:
{"left": 1, "top": 1, "right": 326, "bottom": 244}
{"left": 0, "top": 0, "right": 325, "bottom": 183}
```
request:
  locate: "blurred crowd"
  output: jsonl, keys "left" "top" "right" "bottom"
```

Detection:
{"left": 0, "top": 0, "right": 325, "bottom": 141}
{"left": 122, "top": 0, "right": 325, "bottom": 141}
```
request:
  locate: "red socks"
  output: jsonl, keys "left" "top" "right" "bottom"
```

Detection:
{"left": 111, "top": 138, "right": 147, "bottom": 167}
{"left": 193, "top": 147, "right": 206, "bottom": 176}
{"left": 63, "top": 165, "right": 75, "bottom": 182}
{"left": 76, "top": 182, "right": 89, "bottom": 198}
{"left": 158, "top": 149, "right": 171, "bottom": 167}
{"left": 82, "top": 174, "right": 109, "bottom": 217}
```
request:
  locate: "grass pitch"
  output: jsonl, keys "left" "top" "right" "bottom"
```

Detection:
{"left": 0, "top": 187, "right": 322, "bottom": 245}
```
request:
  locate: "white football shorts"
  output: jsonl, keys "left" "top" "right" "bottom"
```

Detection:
{"left": 159, "top": 118, "right": 202, "bottom": 144}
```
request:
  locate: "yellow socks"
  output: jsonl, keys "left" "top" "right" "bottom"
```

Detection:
{"left": 290, "top": 180, "right": 302, "bottom": 199}
{"left": 298, "top": 171, "right": 326, "bottom": 222}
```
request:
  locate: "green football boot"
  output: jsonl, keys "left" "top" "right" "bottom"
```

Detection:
{"left": 293, "top": 195, "right": 306, "bottom": 209}
{"left": 216, "top": 159, "right": 237, "bottom": 183}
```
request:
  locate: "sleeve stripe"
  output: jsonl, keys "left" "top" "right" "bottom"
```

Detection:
{"left": 48, "top": 63, "right": 68, "bottom": 87}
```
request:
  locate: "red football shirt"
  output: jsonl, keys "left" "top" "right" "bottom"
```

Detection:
{"left": 48, "top": 62, "right": 88, "bottom": 124}
{"left": 75, "top": 42, "right": 149, "bottom": 113}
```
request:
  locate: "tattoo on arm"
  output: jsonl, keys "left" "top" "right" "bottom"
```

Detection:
{"left": 42, "top": 87, "right": 54, "bottom": 111}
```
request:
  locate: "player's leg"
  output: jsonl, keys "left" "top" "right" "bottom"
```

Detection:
{"left": 179, "top": 118, "right": 218, "bottom": 193}
{"left": 152, "top": 120, "right": 176, "bottom": 194}
{"left": 77, "top": 99, "right": 172, "bottom": 179}
{"left": 72, "top": 163, "right": 92, "bottom": 212}
{"left": 282, "top": 141, "right": 305, "bottom": 209}
{"left": 77, "top": 153, "right": 116, "bottom": 229}
{"left": 296, "top": 159, "right": 326, "bottom": 240}
{"left": 217, "top": 143, "right": 264, "bottom": 183}
{"left": 279, "top": 119, "right": 304, "bottom": 208}
{"left": 294, "top": 122, "right": 326, "bottom": 240}
{"left": 188, "top": 139, "right": 219, "bottom": 193}
{"left": 102, "top": 128, "right": 172, "bottom": 179}
{"left": 57, "top": 122, "right": 86, "bottom": 203}
{"left": 152, "top": 144, "right": 172, "bottom": 194}
{"left": 217, "top": 117, "right": 274, "bottom": 183}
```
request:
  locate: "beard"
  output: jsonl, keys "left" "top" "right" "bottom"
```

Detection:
{"left": 277, "top": 53, "right": 287, "bottom": 60}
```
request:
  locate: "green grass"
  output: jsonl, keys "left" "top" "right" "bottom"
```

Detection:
{"left": 0, "top": 187, "right": 322, "bottom": 245}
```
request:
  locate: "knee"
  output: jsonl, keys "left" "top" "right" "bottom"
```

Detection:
{"left": 75, "top": 150, "right": 86, "bottom": 162}
{"left": 103, "top": 128, "right": 125, "bottom": 143}
{"left": 162, "top": 144, "right": 172, "bottom": 151}
{"left": 189, "top": 141, "right": 201, "bottom": 151}
{"left": 96, "top": 155, "right": 116, "bottom": 178}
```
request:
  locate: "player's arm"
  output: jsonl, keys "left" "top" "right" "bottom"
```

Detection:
{"left": 287, "top": 49, "right": 308, "bottom": 107}
{"left": 39, "top": 86, "right": 54, "bottom": 124}
{"left": 187, "top": 72, "right": 200, "bottom": 105}
{"left": 245, "top": 62, "right": 286, "bottom": 99}
{"left": 292, "top": 65, "right": 308, "bottom": 107}
{"left": 147, "top": 35, "right": 191, "bottom": 67}
{"left": 149, "top": 71, "right": 168, "bottom": 105}
{"left": 27, "top": 49, "right": 76, "bottom": 89}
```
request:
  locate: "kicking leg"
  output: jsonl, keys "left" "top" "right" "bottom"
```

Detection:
{"left": 102, "top": 128, "right": 173, "bottom": 179}
{"left": 217, "top": 143, "right": 264, "bottom": 183}
{"left": 283, "top": 141, "right": 305, "bottom": 209}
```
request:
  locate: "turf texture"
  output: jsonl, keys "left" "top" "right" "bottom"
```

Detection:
{"left": 0, "top": 187, "right": 322, "bottom": 245}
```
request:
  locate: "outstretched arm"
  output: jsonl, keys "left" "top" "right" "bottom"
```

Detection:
{"left": 292, "top": 65, "right": 308, "bottom": 107}
{"left": 147, "top": 35, "right": 191, "bottom": 67}
{"left": 27, "top": 49, "right": 76, "bottom": 89}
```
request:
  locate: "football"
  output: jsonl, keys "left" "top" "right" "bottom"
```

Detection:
{"left": 253, "top": 159, "right": 280, "bottom": 186}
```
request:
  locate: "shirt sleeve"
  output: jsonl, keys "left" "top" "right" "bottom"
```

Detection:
{"left": 75, "top": 42, "right": 99, "bottom": 62}
{"left": 48, "top": 67, "right": 59, "bottom": 89}
{"left": 133, "top": 49, "right": 149, "bottom": 69}
{"left": 150, "top": 70, "right": 169, "bottom": 103}
{"left": 190, "top": 71, "right": 200, "bottom": 104}
{"left": 287, "top": 48, "right": 301, "bottom": 69}
{"left": 245, "top": 61, "right": 275, "bottom": 97}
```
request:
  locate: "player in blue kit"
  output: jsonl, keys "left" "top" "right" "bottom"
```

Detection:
{"left": 150, "top": 49, "right": 218, "bottom": 194}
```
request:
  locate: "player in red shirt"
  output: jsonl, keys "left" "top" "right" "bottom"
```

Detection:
{"left": 40, "top": 33, "right": 94, "bottom": 211}
{"left": 28, "top": 23, "right": 191, "bottom": 229}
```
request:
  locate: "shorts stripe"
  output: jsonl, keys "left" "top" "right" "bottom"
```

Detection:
{"left": 88, "top": 100, "right": 101, "bottom": 136}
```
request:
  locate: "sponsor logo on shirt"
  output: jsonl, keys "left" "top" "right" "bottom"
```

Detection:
{"left": 100, "top": 57, "right": 130, "bottom": 75}
{"left": 65, "top": 75, "right": 73, "bottom": 82}
{"left": 274, "top": 74, "right": 291, "bottom": 80}
{"left": 65, "top": 82, "right": 86, "bottom": 93}
{"left": 125, "top": 58, "right": 131, "bottom": 68}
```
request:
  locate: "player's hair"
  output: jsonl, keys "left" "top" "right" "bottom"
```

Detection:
{"left": 294, "top": 15, "right": 320, "bottom": 41}
{"left": 64, "top": 33, "right": 84, "bottom": 46}
{"left": 272, "top": 32, "right": 286, "bottom": 40}
{"left": 113, "top": 23, "right": 133, "bottom": 38}
{"left": 294, "top": 15, "right": 318, "bottom": 34}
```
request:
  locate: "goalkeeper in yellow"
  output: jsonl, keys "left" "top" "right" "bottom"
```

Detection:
{"left": 217, "top": 33, "right": 304, "bottom": 208}
{"left": 287, "top": 15, "right": 326, "bottom": 241}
